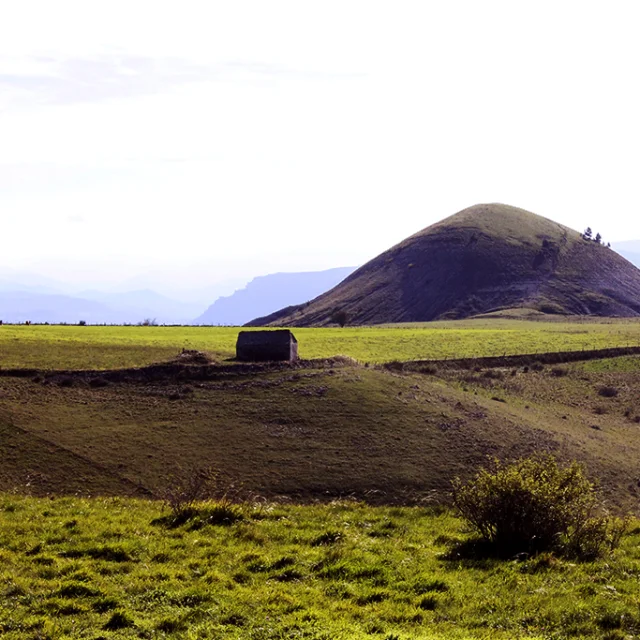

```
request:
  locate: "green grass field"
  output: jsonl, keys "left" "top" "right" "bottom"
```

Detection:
{"left": 2, "top": 494, "right": 640, "bottom": 639}
{"left": 4, "top": 318, "right": 640, "bottom": 638}
{"left": 2, "top": 318, "right": 640, "bottom": 370}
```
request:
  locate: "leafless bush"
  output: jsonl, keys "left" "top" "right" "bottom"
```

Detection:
{"left": 162, "top": 466, "right": 218, "bottom": 520}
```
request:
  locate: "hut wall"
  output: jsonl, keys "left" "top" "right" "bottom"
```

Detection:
{"left": 236, "top": 330, "right": 299, "bottom": 362}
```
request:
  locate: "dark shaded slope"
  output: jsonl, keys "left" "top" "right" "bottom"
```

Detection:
{"left": 2, "top": 362, "right": 640, "bottom": 509}
{"left": 252, "top": 204, "right": 640, "bottom": 326}
{"left": 0, "top": 415, "right": 150, "bottom": 497}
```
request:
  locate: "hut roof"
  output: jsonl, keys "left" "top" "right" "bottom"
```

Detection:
{"left": 237, "top": 329, "right": 298, "bottom": 345}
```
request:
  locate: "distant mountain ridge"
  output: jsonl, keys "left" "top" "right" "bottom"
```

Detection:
{"left": 194, "top": 267, "right": 357, "bottom": 326}
{"left": 614, "top": 241, "right": 640, "bottom": 270}
{"left": 0, "top": 292, "right": 117, "bottom": 325}
{"left": 0, "top": 286, "right": 203, "bottom": 324}
{"left": 250, "top": 204, "right": 640, "bottom": 326}
{"left": 76, "top": 289, "right": 203, "bottom": 324}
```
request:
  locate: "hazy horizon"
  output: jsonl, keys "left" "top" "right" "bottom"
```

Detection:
{"left": 3, "top": 1, "right": 640, "bottom": 289}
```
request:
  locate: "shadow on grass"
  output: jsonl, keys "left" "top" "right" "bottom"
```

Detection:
{"left": 60, "top": 545, "right": 133, "bottom": 562}
{"left": 439, "top": 537, "right": 522, "bottom": 568}
{"left": 151, "top": 504, "right": 243, "bottom": 529}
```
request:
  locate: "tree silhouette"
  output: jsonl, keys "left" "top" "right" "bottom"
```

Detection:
{"left": 330, "top": 309, "right": 349, "bottom": 327}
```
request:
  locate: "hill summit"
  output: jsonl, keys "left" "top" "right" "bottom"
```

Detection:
{"left": 249, "top": 204, "right": 640, "bottom": 325}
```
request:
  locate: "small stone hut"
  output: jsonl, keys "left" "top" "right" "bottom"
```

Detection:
{"left": 236, "top": 329, "right": 299, "bottom": 362}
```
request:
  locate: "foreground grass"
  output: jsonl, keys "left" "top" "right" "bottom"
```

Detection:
{"left": 1, "top": 495, "right": 640, "bottom": 639}
{"left": 2, "top": 318, "right": 640, "bottom": 369}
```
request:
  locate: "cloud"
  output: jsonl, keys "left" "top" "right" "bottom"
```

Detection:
{"left": 0, "top": 54, "right": 215, "bottom": 109}
{"left": 0, "top": 54, "right": 365, "bottom": 111}
{"left": 67, "top": 215, "right": 85, "bottom": 224}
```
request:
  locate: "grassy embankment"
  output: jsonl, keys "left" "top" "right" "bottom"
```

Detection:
{"left": 3, "top": 351, "right": 640, "bottom": 508}
{"left": 2, "top": 318, "right": 640, "bottom": 370}
{"left": 3, "top": 318, "right": 640, "bottom": 506}
{"left": 2, "top": 494, "right": 640, "bottom": 639}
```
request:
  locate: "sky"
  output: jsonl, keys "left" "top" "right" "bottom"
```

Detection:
{"left": 2, "top": 1, "right": 640, "bottom": 292}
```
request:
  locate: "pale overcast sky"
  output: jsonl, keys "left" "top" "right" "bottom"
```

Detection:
{"left": 2, "top": 1, "right": 639, "bottom": 289}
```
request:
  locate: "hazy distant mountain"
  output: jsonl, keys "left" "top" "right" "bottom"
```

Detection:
{"left": 0, "top": 289, "right": 207, "bottom": 325}
{"left": 104, "top": 274, "right": 249, "bottom": 307}
{"left": 194, "top": 267, "right": 357, "bottom": 326}
{"left": 0, "top": 266, "right": 364, "bottom": 325}
{"left": 0, "top": 267, "right": 247, "bottom": 309}
{"left": 77, "top": 289, "right": 203, "bottom": 324}
{"left": 617, "top": 251, "right": 640, "bottom": 269}
{"left": 613, "top": 240, "right": 640, "bottom": 269}
{"left": 0, "top": 280, "right": 60, "bottom": 295}
{"left": 0, "top": 270, "right": 237, "bottom": 324}
{"left": 0, "top": 270, "right": 66, "bottom": 295}
{"left": 0, "top": 292, "right": 118, "bottom": 324}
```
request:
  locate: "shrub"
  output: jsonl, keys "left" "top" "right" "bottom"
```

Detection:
{"left": 598, "top": 386, "right": 619, "bottom": 398}
{"left": 78, "top": 320, "right": 86, "bottom": 326}
{"left": 451, "top": 456, "right": 625, "bottom": 559}
{"left": 161, "top": 466, "right": 218, "bottom": 521}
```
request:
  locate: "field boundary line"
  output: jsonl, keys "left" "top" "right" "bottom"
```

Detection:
{"left": 384, "top": 345, "right": 640, "bottom": 371}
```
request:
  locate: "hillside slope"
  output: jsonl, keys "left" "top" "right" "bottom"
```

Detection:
{"left": 194, "top": 267, "right": 356, "bottom": 325}
{"left": 2, "top": 360, "right": 640, "bottom": 510}
{"left": 250, "top": 204, "right": 640, "bottom": 326}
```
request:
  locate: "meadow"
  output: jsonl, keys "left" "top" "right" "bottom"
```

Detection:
{"left": 4, "top": 318, "right": 640, "bottom": 639}
{"left": 2, "top": 494, "right": 640, "bottom": 640}
{"left": 2, "top": 318, "right": 640, "bottom": 370}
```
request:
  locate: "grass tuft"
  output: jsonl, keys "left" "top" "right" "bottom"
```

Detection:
{"left": 103, "top": 610, "right": 134, "bottom": 630}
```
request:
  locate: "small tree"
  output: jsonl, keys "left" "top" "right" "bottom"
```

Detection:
{"left": 330, "top": 309, "right": 349, "bottom": 327}
{"left": 595, "top": 232, "right": 602, "bottom": 244}
{"left": 582, "top": 227, "right": 593, "bottom": 241}
{"left": 78, "top": 320, "right": 86, "bottom": 326}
